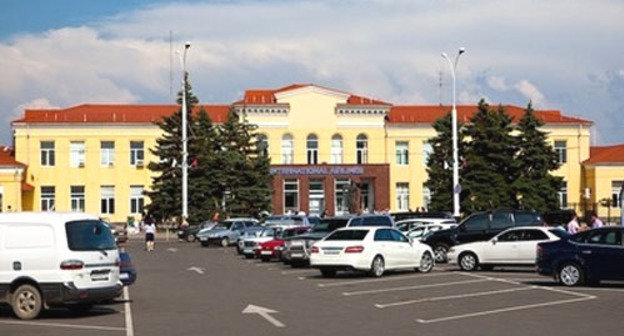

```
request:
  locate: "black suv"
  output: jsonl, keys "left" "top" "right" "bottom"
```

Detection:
{"left": 422, "top": 210, "right": 542, "bottom": 262}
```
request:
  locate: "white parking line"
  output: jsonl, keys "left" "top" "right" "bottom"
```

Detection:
{"left": 281, "top": 269, "right": 316, "bottom": 275}
{"left": 342, "top": 278, "right": 490, "bottom": 296}
{"left": 374, "top": 286, "right": 537, "bottom": 309}
{"left": 318, "top": 272, "right": 460, "bottom": 288}
{"left": 123, "top": 286, "right": 135, "bottom": 336}
{"left": 0, "top": 320, "right": 126, "bottom": 332}
{"left": 415, "top": 296, "right": 596, "bottom": 324}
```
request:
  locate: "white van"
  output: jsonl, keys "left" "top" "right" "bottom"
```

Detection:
{"left": 0, "top": 212, "right": 121, "bottom": 319}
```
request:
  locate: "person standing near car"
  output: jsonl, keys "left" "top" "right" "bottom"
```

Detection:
{"left": 589, "top": 211, "right": 604, "bottom": 228}
{"left": 567, "top": 214, "right": 580, "bottom": 234}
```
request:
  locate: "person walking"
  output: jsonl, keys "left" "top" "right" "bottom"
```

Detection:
{"left": 144, "top": 217, "right": 156, "bottom": 252}
{"left": 567, "top": 213, "right": 580, "bottom": 234}
{"left": 589, "top": 211, "right": 604, "bottom": 228}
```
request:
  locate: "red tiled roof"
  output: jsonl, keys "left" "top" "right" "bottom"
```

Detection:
{"left": 387, "top": 105, "right": 592, "bottom": 125}
{"left": 234, "top": 84, "right": 391, "bottom": 106}
{"left": 584, "top": 145, "right": 624, "bottom": 165}
{"left": 0, "top": 146, "right": 24, "bottom": 167}
{"left": 12, "top": 104, "right": 231, "bottom": 124}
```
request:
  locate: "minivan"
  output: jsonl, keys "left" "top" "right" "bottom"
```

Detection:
{"left": 0, "top": 212, "right": 121, "bottom": 319}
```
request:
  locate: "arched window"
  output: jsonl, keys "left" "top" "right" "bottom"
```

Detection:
{"left": 306, "top": 134, "right": 318, "bottom": 164}
{"left": 281, "top": 134, "right": 293, "bottom": 164}
{"left": 256, "top": 134, "right": 268, "bottom": 157}
{"left": 356, "top": 134, "right": 368, "bottom": 164}
{"left": 331, "top": 134, "right": 343, "bottom": 164}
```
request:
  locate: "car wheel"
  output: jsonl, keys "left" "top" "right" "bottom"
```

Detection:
{"left": 201, "top": 242, "right": 209, "bottom": 247}
{"left": 320, "top": 269, "right": 337, "bottom": 278}
{"left": 458, "top": 252, "right": 479, "bottom": 272}
{"left": 370, "top": 255, "right": 385, "bottom": 277}
{"left": 260, "top": 256, "right": 270, "bottom": 262}
{"left": 186, "top": 234, "right": 195, "bottom": 242}
{"left": 11, "top": 284, "right": 42, "bottom": 320}
{"left": 434, "top": 244, "right": 449, "bottom": 263}
{"left": 559, "top": 263, "right": 584, "bottom": 286}
{"left": 67, "top": 303, "right": 93, "bottom": 315}
{"left": 220, "top": 237, "right": 229, "bottom": 247}
{"left": 418, "top": 252, "right": 434, "bottom": 273}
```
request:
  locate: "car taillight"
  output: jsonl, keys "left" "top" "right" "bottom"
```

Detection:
{"left": 345, "top": 246, "right": 365, "bottom": 253}
{"left": 310, "top": 246, "right": 319, "bottom": 253}
{"left": 60, "top": 260, "right": 84, "bottom": 270}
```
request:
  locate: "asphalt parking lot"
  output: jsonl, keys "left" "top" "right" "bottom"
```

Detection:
{"left": 2, "top": 240, "right": 624, "bottom": 336}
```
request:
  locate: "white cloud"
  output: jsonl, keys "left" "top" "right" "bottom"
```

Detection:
{"left": 514, "top": 80, "right": 547, "bottom": 107}
{"left": 0, "top": 0, "right": 624, "bottom": 144}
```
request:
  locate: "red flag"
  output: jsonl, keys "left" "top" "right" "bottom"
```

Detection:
{"left": 191, "top": 158, "right": 198, "bottom": 167}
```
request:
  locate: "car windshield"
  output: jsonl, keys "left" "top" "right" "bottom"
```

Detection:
{"left": 260, "top": 229, "right": 276, "bottom": 237}
{"left": 65, "top": 220, "right": 116, "bottom": 251}
{"left": 325, "top": 230, "right": 369, "bottom": 241}
{"left": 214, "top": 222, "right": 233, "bottom": 230}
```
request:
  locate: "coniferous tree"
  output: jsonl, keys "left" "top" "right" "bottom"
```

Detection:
{"left": 461, "top": 100, "right": 516, "bottom": 212}
{"left": 424, "top": 113, "right": 466, "bottom": 212}
{"left": 511, "top": 102, "right": 564, "bottom": 212}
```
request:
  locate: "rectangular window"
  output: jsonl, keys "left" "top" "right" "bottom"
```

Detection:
{"left": 101, "top": 186, "right": 115, "bottom": 214}
{"left": 40, "top": 141, "right": 55, "bottom": 166}
{"left": 40, "top": 186, "right": 55, "bottom": 211}
{"left": 558, "top": 185, "right": 568, "bottom": 209}
{"left": 423, "top": 142, "right": 433, "bottom": 166}
{"left": 70, "top": 186, "right": 85, "bottom": 212}
{"left": 422, "top": 185, "right": 431, "bottom": 211}
{"left": 283, "top": 179, "right": 299, "bottom": 213}
{"left": 130, "top": 141, "right": 145, "bottom": 166}
{"left": 396, "top": 183, "right": 409, "bottom": 211}
{"left": 335, "top": 178, "right": 351, "bottom": 215}
{"left": 554, "top": 140, "right": 567, "bottom": 164}
{"left": 130, "top": 186, "right": 144, "bottom": 214}
{"left": 395, "top": 141, "right": 409, "bottom": 165}
{"left": 613, "top": 181, "right": 624, "bottom": 205}
{"left": 70, "top": 141, "right": 85, "bottom": 167}
{"left": 101, "top": 141, "right": 115, "bottom": 167}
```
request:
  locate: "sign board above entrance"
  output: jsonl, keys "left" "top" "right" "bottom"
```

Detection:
{"left": 270, "top": 167, "right": 364, "bottom": 176}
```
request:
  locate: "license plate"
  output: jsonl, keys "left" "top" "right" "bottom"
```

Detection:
{"left": 261, "top": 250, "right": 273, "bottom": 255}
{"left": 178, "top": 231, "right": 184, "bottom": 234}
{"left": 120, "top": 273, "right": 129, "bottom": 280}
{"left": 91, "top": 270, "right": 110, "bottom": 282}
{"left": 291, "top": 253, "right": 303, "bottom": 258}
{"left": 200, "top": 237, "right": 207, "bottom": 241}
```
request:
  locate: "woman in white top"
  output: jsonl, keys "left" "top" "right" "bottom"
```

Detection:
{"left": 144, "top": 220, "right": 156, "bottom": 252}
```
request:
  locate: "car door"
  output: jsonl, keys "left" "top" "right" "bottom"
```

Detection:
{"left": 455, "top": 213, "right": 490, "bottom": 244}
{"left": 516, "top": 229, "right": 550, "bottom": 264}
{"left": 389, "top": 229, "right": 414, "bottom": 267}
{"left": 482, "top": 229, "right": 521, "bottom": 263}
{"left": 230, "top": 222, "right": 244, "bottom": 241}
{"left": 581, "top": 229, "right": 623, "bottom": 280}
{"left": 373, "top": 229, "right": 395, "bottom": 267}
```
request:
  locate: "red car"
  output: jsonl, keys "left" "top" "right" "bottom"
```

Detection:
{"left": 257, "top": 226, "right": 311, "bottom": 262}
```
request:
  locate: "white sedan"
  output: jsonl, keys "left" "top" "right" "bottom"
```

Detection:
{"left": 310, "top": 227, "right": 435, "bottom": 277}
{"left": 448, "top": 226, "right": 568, "bottom": 271}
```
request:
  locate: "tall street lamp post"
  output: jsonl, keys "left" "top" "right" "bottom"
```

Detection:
{"left": 179, "top": 42, "right": 191, "bottom": 220}
{"left": 441, "top": 47, "right": 466, "bottom": 218}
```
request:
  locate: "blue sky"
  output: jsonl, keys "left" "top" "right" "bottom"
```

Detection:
{"left": 1, "top": 0, "right": 623, "bottom": 145}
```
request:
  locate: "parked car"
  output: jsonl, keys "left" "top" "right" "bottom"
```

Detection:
{"left": 391, "top": 211, "right": 454, "bottom": 222}
{"left": 310, "top": 227, "right": 435, "bottom": 277}
{"left": 263, "top": 215, "right": 312, "bottom": 227}
{"left": 448, "top": 226, "right": 567, "bottom": 271}
{"left": 119, "top": 251, "right": 137, "bottom": 286}
{"left": 405, "top": 224, "right": 453, "bottom": 241}
{"left": 396, "top": 218, "right": 457, "bottom": 233}
{"left": 537, "top": 227, "right": 624, "bottom": 286}
{"left": 258, "top": 226, "right": 312, "bottom": 262}
{"left": 0, "top": 212, "right": 121, "bottom": 320}
{"left": 346, "top": 214, "right": 394, "bottom": 227}
{"left": 422, "top": 210, "right": 542, "bottom": 263}
{"left": 197, "top": 218, "right": 259, "bottom": 247}
{"left": 241, "top": 227, "right": 282, "bottom": 258}
{"left": 178, "top": 221, "right": 217, "bottom": 242}
{"left": 237, "top": 226, "right": 265, "bottom": 254}
{"left": 284, "top": 217, "right": 351, "bottom": 266}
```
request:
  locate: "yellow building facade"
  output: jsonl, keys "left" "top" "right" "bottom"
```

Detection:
{"left": 4, "top": 83, "right": 610, "bottom": 222}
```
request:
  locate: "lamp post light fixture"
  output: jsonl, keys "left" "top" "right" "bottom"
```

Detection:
{"left": 179, "top": 41, "right": 191, "bottom": 220}
{"left": 441, "top": 47, "right": 466, "bottom": 218}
